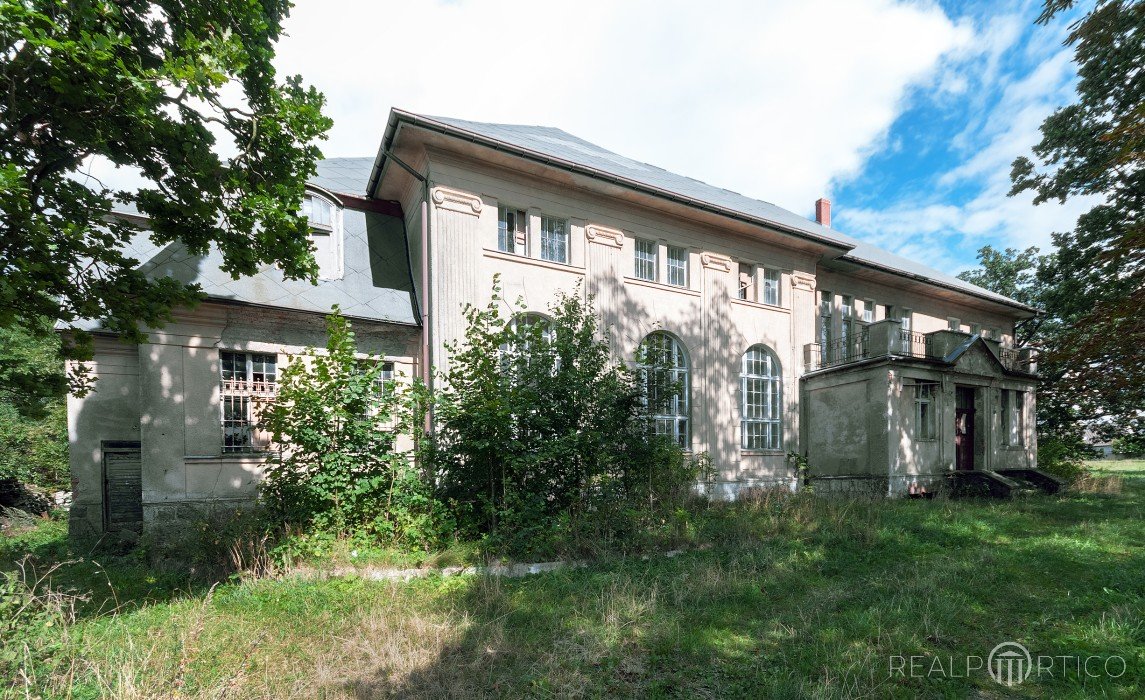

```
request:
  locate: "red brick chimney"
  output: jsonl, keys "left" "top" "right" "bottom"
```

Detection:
{"left": 815, "top": 198, "right": 831, "bottom": 228}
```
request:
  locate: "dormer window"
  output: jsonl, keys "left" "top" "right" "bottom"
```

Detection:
{"left": 302, "top": 192, "right": 342, "bottom": 280}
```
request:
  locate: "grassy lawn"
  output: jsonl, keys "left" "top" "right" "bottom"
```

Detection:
{"left": 3, "top": 470, "right": 1143, "bottom": 698}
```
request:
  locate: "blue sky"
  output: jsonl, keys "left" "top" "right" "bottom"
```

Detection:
{"left": 830, "top": 0, "right": 1089, "bottom": 273}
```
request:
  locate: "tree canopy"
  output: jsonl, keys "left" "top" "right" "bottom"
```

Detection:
{"left": 960, "top": 0, "right": 1143, "bottom": 447}
{"left": 0, "top": 0, "right": 331, "bottom": 355}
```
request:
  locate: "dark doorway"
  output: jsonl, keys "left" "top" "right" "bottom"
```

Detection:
{"left": 955, "top": 387, "right": 975, "bottom": 471}
{"left": 101, "top": 441, "right": 142, "bottom": 530}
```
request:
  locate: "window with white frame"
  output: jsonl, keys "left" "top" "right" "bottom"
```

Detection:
{"left": 948, "top": 317, "right": 961, "bottom": 331}
{"left": 500, "top": 312, "right": 555, "bottom": 374}
{"left": 970, "top": 323, "right": 981, "bottom": 336}
{"left": 762, "top": 267, "right": 781, "bottom": 306}
{"left": 914, "top": 382, "right": 938, "bottom": 440}
{"left": 862, "top": 299, "right": 875, "bottom": 324}
{"left": 638, "top": 332, "right": 689, "bottom": 448}
{"left": 741, "top": 345, "right": 782, "bottom": 450}
{"left": 220, "top": 351, "right": 277, "bottom": 453}
{"left": 666, "top": 245, "right": 688, "bottom": 287}
{"left": 1002, "top": 389, "right": 1024, "bottom": 446}
{"left": 497, "top": 206, "right": 526, "bottom": 254}
{"left": 635, "top": 239, "right": 657, "bottom": 281}
{"left": 539, "top": 216, "right": 568, "bottom": 263}
{"left": 303, "top": 193, "right": 342, "bottom": 279}
{"left": 901, "top": 308, "right": 913, "bottom": 332}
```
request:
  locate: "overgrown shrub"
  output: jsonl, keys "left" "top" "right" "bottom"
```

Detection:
{"left": 1037, "top": 433, "right": 1088, "bottom": 482}
{"left": 433, "top": 280, "right": 698, "bottom": 553}
{"left": 261, "top": 309, "right": 448, "bottom": 548}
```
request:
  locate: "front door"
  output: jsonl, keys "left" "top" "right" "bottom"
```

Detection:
{"left": 955, "top": 387, "right": 975, "bottom": 471}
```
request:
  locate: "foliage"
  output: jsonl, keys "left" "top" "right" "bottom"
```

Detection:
{"left": 1112, "top": 433, "right": 1145, "bottom": 458}
{"left": 1037, "top": 433, "right": 1089, "bottom": 482}
{"left": 261, "top": 309, "right": 446, "bottom": 548}
{"left": 0, "top": 0, "right": 331, "bottom": 358}
{"left": 1004, "top": 0, "right": 1144, "bottom": 446}
{"left": 0, "top": 322, "right": 68, "bottom": 488}
{"left": 433, "top": 280, "right": 695, "bottom": 552}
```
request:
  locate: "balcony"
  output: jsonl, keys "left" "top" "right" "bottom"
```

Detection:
{"left": 803, "top": 320, "right": 1036, "bottom": 374}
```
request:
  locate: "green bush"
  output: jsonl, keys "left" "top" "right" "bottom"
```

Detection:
{"left": 1037, "top": 433, "right": 1088, "bottom": 482}
{"left": 432, "top": 280, "right": 699, "bottom": 554}
{"left": 261, "top": 309, "right": 448, "bottom": 548}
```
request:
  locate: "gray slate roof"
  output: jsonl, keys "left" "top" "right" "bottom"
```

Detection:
{"left": 134, "top": 207, "right": 417, "bottom": 325}
{"left": 374, "top": 110, "right": 1031, "bottom": 311}
{"left": 311, "top": 157, "right": 376, "bottom": 195}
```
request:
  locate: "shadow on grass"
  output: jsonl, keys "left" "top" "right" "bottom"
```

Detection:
{"left": 333, "top": 483, "right": 1145, "bottom": 698}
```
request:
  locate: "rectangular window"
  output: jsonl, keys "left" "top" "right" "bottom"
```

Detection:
{"left": 818, "top": 291, "right": 834, "bottom": 358}
{"left": 738, "top": 263, "right": 753, "bottom": 300}
{"left": 220, "top": 351, "right": 276, "bottom": 453}
{"left": 862, "top": 299, "right": 874, "bottom": 324}
{"left": 666, "top": 245, "right": 688, "bottom": 286}
{"left": 914, "top": 382, "right": 937, "bottom": 440}
{"left": 762, "top": 267, "right": 781, "bottom": 306}
{"left": 970, "top": 323, "right": 981, "bottom": 336}
{"left": 635, "top": 238, "right": 657, "bottom": 281}
{"left": 948, "top": 317, "right": 961, "bottom": 331}
{"left": 1002, "top": 390, "right": 1024, "bottom": 446}
{"left": 901, "top": 308, "right": 913, "bottom": 332}
{"left": 539, "top": 216, "right": 568, "bottom": 263}
{"left": 497, "top": 206, "right": 526, "bottom": 254}
{"left": 884, "top": 304, "right": 896, "bottom": 322}
{"left": 988, "top": 327, "right": 1000, "bottom": 341}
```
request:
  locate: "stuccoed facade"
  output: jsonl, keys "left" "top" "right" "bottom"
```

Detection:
{"left": 68, "top": 109, "right": 1039, "bottom": 536}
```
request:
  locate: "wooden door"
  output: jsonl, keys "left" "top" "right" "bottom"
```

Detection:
{"left": 955, "top": 387, "right": 975, "bottom": 471}
{"left": 102, "top": 441, "right": 142, "bottom": 530}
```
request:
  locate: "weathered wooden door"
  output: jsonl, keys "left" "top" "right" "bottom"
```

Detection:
{"left": 955, "top": 387, "right": 975, "bottom": 471}
{"left": 102, "top": 441, "right": 142, "bottom": 530}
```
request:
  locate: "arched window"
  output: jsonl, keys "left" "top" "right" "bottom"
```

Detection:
{"left": 500, "top": 312, "right": 555, "bottom": 373}
{"left": 741, "top": 345, "right": 782, "bottom": 450}
{"left": 638, "top": 332, "right": 690, "bottom": 448}
{"left": 302, "top": 191, "right": 342, "bottom": 279}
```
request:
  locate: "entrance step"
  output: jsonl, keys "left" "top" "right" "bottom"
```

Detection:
{"left": 947, "top": 470, "right": 1023, "bottom": 499}
{"left": 994, "top": 468, "right": 1067, "bottom": 494}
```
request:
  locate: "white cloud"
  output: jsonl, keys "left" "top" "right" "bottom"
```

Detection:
{"left": 272, "top": 0, "right": 970, "bottom": 213}
{"left": 834, "top": 8, "right": 1095, "bottom": 273}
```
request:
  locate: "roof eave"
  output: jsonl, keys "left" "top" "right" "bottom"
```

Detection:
{"left": 368, "top": 109, "right": 852, "bottom": 254}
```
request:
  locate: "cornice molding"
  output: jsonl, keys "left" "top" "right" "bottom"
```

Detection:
{"left": 430, "top": 186, "right": 483, "bottom": 216}
{"left": 585, "top": 223, "right": 624, "bottom": 248}
{"left": 791, "top": 272, "right": 816, "bottom": 291}
{"left": 701, "top": 252, "right": 733, "bottom": 272}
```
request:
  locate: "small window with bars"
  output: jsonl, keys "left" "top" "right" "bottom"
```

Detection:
{"left": 635, "top": 239, "right": 657, "bottom": 281}
{"left": 539, "top": 216, "right": 568, "bottom": 263}
{"left": 220, "top": 351, "right": 277, "bottom": 453}
{"left": 666, "top": 246, "right": 688, "bottom": 286}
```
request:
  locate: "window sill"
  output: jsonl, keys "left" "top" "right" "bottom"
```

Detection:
{"left": 623, "top": 276, "right": 700, "bottom": 297}
{"left": 741, "top": 449, "right": 785, "bottom": 456}
{"left": 186, "top": 454, "right": 274, "bottom": 463}
{"left": 730, "top": 298, "right": 789, "bottom": 314}
{"left": 483, "top": 248, "right": 585, "bottom": 274}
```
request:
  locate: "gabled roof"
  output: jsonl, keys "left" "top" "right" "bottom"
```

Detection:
{"left": 369, "top": 109, "right": 1036, "bottom": 314}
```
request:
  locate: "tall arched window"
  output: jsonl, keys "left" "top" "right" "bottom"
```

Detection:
{"left": 638, "top": 332, "right": 690, "bottom": 448}
{"left": 500, "top": 312, "right": 555, "bottom": 372}
{"left": 741, "top": 345, "right": 782, "bottom": 450}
